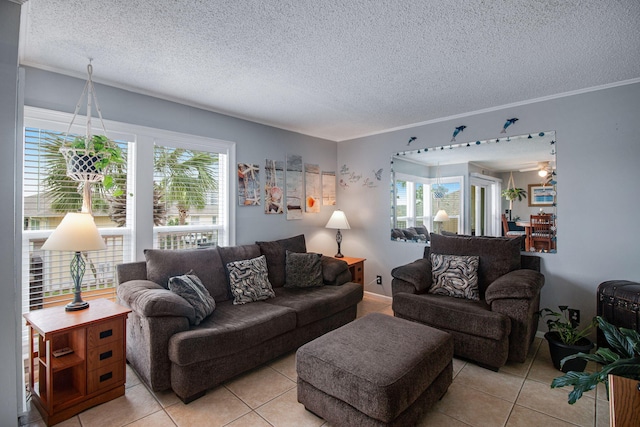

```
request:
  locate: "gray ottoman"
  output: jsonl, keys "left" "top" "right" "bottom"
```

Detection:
{"left": 296, "top": 313, "right": 453, "bottom": 426}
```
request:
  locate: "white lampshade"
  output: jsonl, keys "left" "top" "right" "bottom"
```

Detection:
{"left": 325, "top": 210, "right": 351, "bottom": 230}
{"left": 433, "top": 209, "right": 449, "bottom": 222}
{"left": 41, "top": 212, "right": 107, "bottom": 252}
{"left": 538, "top": 169, "right": 548, "bottom": 177}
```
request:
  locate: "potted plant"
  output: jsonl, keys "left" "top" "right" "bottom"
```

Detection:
{"left": 501, "top": 187, "right": 527, "bottom": 211}
{"left": 60, "top": 134, "right": 125, "bottom": 196}
{"left": 539, "top": 306, "right": 595, "bottom": 372}
{"left": 551, "top": 316, "right": 640, "bottom": 404}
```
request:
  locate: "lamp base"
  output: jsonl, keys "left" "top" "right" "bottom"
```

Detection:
{"left": 65, "top": 300, "right": 90, "bottom": 312}
{"left": 334, "top": 253, "right": 344, "bottom": 258}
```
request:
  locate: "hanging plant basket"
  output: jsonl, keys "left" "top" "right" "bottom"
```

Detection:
{"left": 432, "top": 184, "right": 448, "bottom": 200}
{"left": 60, "top": 147, "right": 105, "bottom": 183}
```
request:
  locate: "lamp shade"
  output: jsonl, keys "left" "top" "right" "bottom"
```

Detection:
{"left": 433, "top": 209, "right": 449, "bottom": 222}
{"left": 41, "top": 212, "right": 107, "bottom": 252}
{"left": 325, "top": 210, "right": 351, "bottom": 230}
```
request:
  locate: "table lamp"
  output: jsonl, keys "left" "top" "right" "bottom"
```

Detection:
{"left": 325, "top": 210, "right": 350, "bottom": 258}
{"left": 433, "top": 209, "right": 449, "bottom": 234}
{"left": 41, "top": 212, "right": 107, "bottom": 311}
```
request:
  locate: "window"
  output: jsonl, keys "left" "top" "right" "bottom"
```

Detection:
{"left": 393, "top": 173, "right": 464, "bottom": 234}
{"left": 153, "top": 142, "right": 228, "bottom": 250}
{"left": 22, "top": 126, "right": 132, "bottom": 312}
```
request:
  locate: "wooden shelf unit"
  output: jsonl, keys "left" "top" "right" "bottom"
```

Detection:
{"left": 24, "top": 299, "right": 131, "bottom": 426}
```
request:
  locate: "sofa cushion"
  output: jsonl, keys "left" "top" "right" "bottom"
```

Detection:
{"left": 226, "top": 255, "right": 275, "bottom": 304}
{"left": 218, "top": 244, "right": 262, "bottom": 266}
{"left": 429, "top": 233, "right": 522, "bottom": 296}
{"left": 266, "top": 282, "right": 363, "bottom": 327}
{"left": 168, "top": 272, "right": 216, "bottom": 325}
{"left": 392, "top": 292, "right": 511, "bottom": 341}
{"left": 429, "top": 253, "right": 480, "bottom": 301}
{"left": 168, "top": 300, "right": 297, "bottom": 365}
{"left": 285, "top": 251, "right": 323, "bottom": 288}
{"left": 144, "top": 247, "right": 229, "bottom": 302}
{"left": 256, "top": 234, "right": 307, "bottom": 288}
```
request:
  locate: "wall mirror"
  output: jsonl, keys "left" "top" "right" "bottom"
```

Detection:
{"left": 390, "top": 131, "right": 557, "bottom": 253}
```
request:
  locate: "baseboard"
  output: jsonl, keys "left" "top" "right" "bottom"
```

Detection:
{"left": 363, "top": 291, "right": 392, "bottom": 303}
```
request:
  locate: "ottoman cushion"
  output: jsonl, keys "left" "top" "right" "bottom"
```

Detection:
{"left": 296, "top": 313, "right": 453, "bottom": 424}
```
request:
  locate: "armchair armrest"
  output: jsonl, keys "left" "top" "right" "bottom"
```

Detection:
{"left": 321, "top": 256, "right": 350, "bottom": 285}
{"left": 391, "top": 258, "right": 432, "bottom": 294}
{"left": 485, "top": 269, "right": 545, "bottom": 304}
{"left": 117, "top": 279, "right": 196, "bottom": 323}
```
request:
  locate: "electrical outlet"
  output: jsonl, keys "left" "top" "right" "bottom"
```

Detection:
{"left": 376, "top": 275, "right": 382, "bottom": 285}
{"left": 568, "top": 308, "right": 580, "bottom": 326}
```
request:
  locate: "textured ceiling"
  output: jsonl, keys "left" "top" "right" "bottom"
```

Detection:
{"left": 19, "top": 0, "right": 640, "bottom": 141}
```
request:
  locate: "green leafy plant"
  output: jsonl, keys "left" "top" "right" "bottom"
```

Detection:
{"left": 539, "top": 306, "right": 595, "bottom": 345}
{"left": 501, "top": 187, "right": 527, "bottom": 210}
{"left": 63, "top": 134, "right": 126, "bottom": 195}
{"left": 551, "top": 316, "right": 640, "bottom": 404}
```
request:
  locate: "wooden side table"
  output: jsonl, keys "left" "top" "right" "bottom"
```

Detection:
{"left": 23, "top": 299, "right": 131, "bottom": 426}
{"left": 335, "top": 256, "right": 366, "bottom": 285}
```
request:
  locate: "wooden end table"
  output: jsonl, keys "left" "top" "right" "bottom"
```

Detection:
{"left": 334, "top": 256, "right": 366, "bottom": 285}
{"left": 23, "top": 298, "right": 131, "bottom": 426}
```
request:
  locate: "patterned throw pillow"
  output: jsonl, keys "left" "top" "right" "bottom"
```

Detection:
{"left": 226, "top": 255, "right": 275, "bottom": 304}
{"left": 429, "top": 253, "right": 480, "bottom": 301}
{"left": 284, "top": 251, "right": 323, "bottom": 288}
{"left": 168, "top": 271, "right": 216, "bottom": 325}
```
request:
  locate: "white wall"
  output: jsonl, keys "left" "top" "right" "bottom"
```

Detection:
{"left": 23, "top": 67, "right": 342, "bottom": 255}
{"left": 337, "top": 83, "right": 640, "bottom": 329}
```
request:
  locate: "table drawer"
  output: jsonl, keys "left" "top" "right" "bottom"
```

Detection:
{"left": 87, "top": 318, "right": 123, "bottom": 348}
{"left": 87, "top": 341, "right": 123, "bottom": 372}
{"left": 88, "top": 361, "right": 124, "bottom": 394}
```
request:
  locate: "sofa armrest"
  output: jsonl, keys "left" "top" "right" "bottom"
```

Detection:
{"left": 321, "top": 256, "right": 350, "bottom": 286}
{"left": 391, "top": 258, "right": 432, "bottom": 294}
{"left": 116, "top": 261, "right": 147, "bottom": 285}
{"left": 117, "top": 279, "right": 196, "bottom": 323}
{"left": 485, "top": 269, "right": 545, "bottom": 304}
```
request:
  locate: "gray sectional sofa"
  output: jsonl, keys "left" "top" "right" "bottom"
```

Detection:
{"left": 116, "top": 234, "right": 363, "bottom": 403}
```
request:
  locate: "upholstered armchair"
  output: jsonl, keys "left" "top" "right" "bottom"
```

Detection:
{"left": 391, "top": 233, "right": 544, "bottom": 370}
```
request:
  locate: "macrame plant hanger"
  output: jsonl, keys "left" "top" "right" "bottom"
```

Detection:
{"left": 59, "top": 60, "right": 110, "bottom": 215}
{"left": 506, "top": 171, "right": 516, "bottom": 219}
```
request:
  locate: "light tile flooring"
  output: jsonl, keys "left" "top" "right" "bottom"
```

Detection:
{"left": 22, "top": 294, "right": 609, "bottom": 427}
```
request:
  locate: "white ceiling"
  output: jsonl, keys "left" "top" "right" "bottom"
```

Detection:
{"left": 18, "top": 0, "right": 640, "bottom": 142}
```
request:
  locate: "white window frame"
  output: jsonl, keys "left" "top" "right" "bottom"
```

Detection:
{"left": 24, "top": 106, "right": 236, "bottom": 256}
{"left": 394, "top": 172, "right": 464, "bottom": 234}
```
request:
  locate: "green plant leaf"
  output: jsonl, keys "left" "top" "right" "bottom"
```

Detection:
{"left": 550, "top": 316, "right": 640, "bottom": 405}
{"left": 598, "top": 316, "right": 635, "bottom": 358}
{"left": 103, "top": 175, "right": 114, "bottom": 190}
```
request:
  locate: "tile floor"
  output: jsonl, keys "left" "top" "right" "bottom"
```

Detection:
{"left": 22, "top": 294, "right": 609, "bottom": 427}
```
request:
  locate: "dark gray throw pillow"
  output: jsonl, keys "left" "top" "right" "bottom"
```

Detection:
{"left": 429, "top": 253, "right": 480, "bottom": 301}
{"left": 285, "top": 251, "right": 323, "bottom": 288}
{"left": 227, "top": 255, "right": 275, "bottom": 304}
{"left": 168, "top": 271, "right": 216, "bottom": 325}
